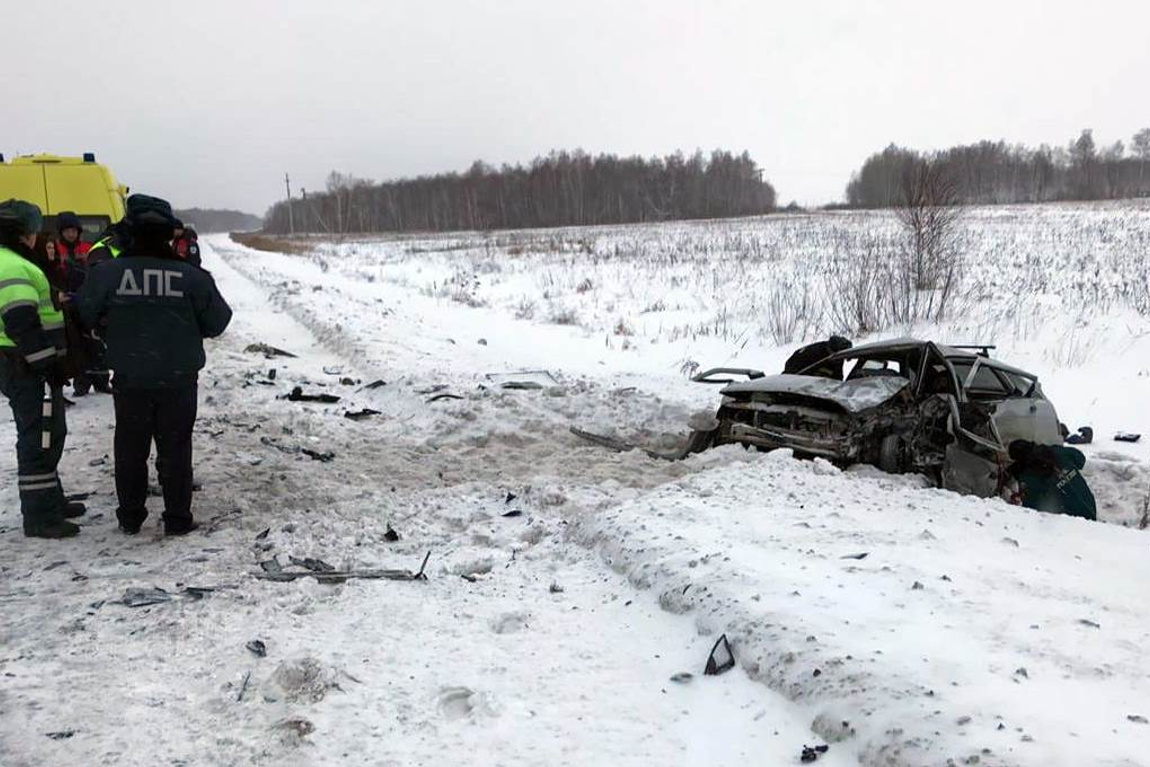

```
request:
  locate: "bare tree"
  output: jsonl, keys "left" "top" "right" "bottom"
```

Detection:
{"left": 1134, "top": 128, "right": 1150, "bottom": 191}
{"left": 895, "top": 158, "right": 963, "bottom": 321}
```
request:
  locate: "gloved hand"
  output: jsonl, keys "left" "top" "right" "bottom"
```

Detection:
{"left": 44, "top": 361, "right": 70, "bottom": 389}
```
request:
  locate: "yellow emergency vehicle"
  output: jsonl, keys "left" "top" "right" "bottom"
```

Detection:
{"left": 0, "top": 153, "right": 127, "bottom": 240}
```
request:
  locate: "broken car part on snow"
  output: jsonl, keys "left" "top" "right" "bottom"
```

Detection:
{"left": 253, "top": 551, "right": 431, "bottom": 584}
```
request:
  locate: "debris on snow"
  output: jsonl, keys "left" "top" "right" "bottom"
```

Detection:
{"left": 244, "top": 342, "right": 297, "bottom": 359}
{"left": 800, "top": 744, "right": 830, "bottom": 762}
{"left": 253, "top": 551, "right": 431, "bottom": 584}
{"left": 343, "top": 408, "right": 381, "bottom": 421}
{"left": 282, "top": 386, "right": 341, "bottom": 404}
{"left": 246, "top": 639, "right": 268, "bottom": 658}
{"left": 704, "top": 634, "right": 735, "bottom": 676}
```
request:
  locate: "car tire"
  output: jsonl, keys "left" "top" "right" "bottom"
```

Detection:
{"left": 878, "top": 434, "right": 904, "bottom": 474}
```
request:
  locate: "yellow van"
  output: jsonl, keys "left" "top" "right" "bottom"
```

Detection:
{"left": 0, "top": 153, "right": 127, "bottom": 240}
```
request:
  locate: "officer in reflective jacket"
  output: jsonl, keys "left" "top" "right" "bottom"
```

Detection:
{"left": 0, "top": 199, "right": 85, "bottom": 538}
{"left": 78, "top": 194, "right": 232, "bottom": 536}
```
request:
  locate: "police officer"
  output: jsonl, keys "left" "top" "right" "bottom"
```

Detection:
{"left": 78, "top": 194, "right": 232, "bottom": 536}
{"left": 87, "top": 217, "right": 132, "bottom": 267}
{"left": 0, "top": 199, "right": 84, "bottom": 538}
{"left": 1007, "top": 440, "right": 1097, "bottom": 520}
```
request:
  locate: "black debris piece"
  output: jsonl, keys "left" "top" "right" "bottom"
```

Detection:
{"left": 45, "top": 731, "right": 75, "bottom": 740}
{"left": 505, "top": 492, "right": 518, "bottom": 504}
{"left": 499, "top": 381, "right": 544, "bottom": 391}
{"left": 800, "top": 745, "right": 830, "bottom": 763}
{"left": 1128, "top": 715, "right": 1149, "bottom": 724}
{"left": 502, "top": 509, "right": 524, "bottom": 518}
{"left": 360, "top": 379, "right": 387, "bottom": 391}
{"left": 236, "top": 670, "right": 252, "bottom": 702}
{"left": 244, "top": 342, "right": 297, "bottom": 359}
{"left": 255, "top": 528, "right": 271, "bottom": 541}
{"left": 1065, "top": 426, "right": 1094, "bottom": 445}
{"left": 841, "top": 552, "right": 868, "bottom": 560}
{"left": 268, "top": 368, "right": 277, "bottom": 380}
{"left": 344, "top": 408, "right": 382, "bottom": 421}
{"left": 669, "top": 672, "right": 694, "bottom": 684}
{"left": 704, "top": 634, "right": 735, "bottom": 676}
{"left": 340, "top": 377, "right": 357, "bottom": 386}
{"left": 1115, "top": 432, "right": 1142, "bottom": 443}
{"left": 427, "top": 393, "right": 464, "bottom": 403}
{"left": 383, "top": 526, "right": 400, "bottom": 542}
{"left": 416, "top": 384, "right": 448, "bottom": 395}
{"left": 246, "top": 639, "right": 267, "bottom": 658}
{"left": 289, "top": 556, "right": 336, "bottom": 573}
{"left": 284, "top": 386, "right": 341, "bottom": 404}
{"left": 1079, "top": 618, "right": 1101, "bottom": 629}
{"left": 301, "top": 448, "right": 336, "bottom": 462}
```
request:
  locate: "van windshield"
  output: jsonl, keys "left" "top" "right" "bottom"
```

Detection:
{"left": 43, "top": 215, "right": 112, "bottom": 243}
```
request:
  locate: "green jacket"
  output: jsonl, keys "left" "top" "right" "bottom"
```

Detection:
{"left": 0, "top": 245, "right": 66, "bottom": 369}
{"left": 1014, "top": 445, "right": 1097, "bottom": 521}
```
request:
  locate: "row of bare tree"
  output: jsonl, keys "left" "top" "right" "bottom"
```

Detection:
{"left": 263, "top": 150, "right": 776, "bottom": 235}
{"left": 847, "top": 129, "right": 1150, "bottom": 207}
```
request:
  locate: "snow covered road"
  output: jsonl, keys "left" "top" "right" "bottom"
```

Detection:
{"left": 0, "top": 239, "right": 855, "bottom": 766}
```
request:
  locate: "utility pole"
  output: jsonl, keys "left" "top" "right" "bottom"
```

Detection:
{"left": 284, "top": 172, "right": 295, "bottom": 235}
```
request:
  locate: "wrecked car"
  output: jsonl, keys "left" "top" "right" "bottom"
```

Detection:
{"left": 688, "top": 338, "right": 1063, "bottom": 497}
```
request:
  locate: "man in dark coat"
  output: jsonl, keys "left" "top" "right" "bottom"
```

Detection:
{"left": 78, "top": 194, "right": 232, "bottom": 536}
{"left": 783, "top": 335, "right": 853, "bottom": 379}
{"left": 1007, "top": 440, "right": 1097, "bottom": 520}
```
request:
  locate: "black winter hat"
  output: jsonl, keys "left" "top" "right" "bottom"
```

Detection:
{"left": 56, "top": 211, "right": 82, "bottom": 233}
{"left": 0, "top": 198, "right": 44, "bottom": 236}
{"left": 125, "top": 194, "right": 180, "bottom": 230}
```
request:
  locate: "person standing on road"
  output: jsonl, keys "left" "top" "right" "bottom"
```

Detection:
{"left": 54, "top": 212, "right": 110, "bottom": 396}
{"left": 172, "top": 221, "right": 202, "bottom": 268}
{"left": 54, "top": 212, "right": 91, "bottom": 291}
{"left": 78, "top": 194, "right": 232, "bottom": 536}
{"left": 0, "top": 199, "right": 85, "bottom": 538}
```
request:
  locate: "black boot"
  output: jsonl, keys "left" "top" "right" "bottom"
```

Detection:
{"left": 24, "top": 519, "right": 81, "bottom": 539}
{"left": 164, "top": 521, "right": 199, "bottom": 536}
{"left": 62, "top": 501, "right": 87, "bottom": 518}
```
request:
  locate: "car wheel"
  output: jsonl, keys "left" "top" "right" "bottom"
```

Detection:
{"left": 878, "top": 434, "right": 904, "bottom": 474}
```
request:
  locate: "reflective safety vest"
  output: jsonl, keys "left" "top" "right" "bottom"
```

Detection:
{"left": 89, "top": 235, "right": 122, "bottom": 260}
{"left": 0, "top": 246, "right": 67, "bottom": 363}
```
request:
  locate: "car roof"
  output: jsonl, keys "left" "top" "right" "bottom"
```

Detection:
{"left": 828, "top": 337, "right": 1039, "bottom": 379}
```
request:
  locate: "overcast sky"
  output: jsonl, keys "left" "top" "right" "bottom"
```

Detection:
{"left": 6, "top": 0, "right": 1149, "bottom": 215}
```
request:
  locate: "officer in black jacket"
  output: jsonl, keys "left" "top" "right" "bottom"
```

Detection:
{"left": 78, "top": 194, "right": 232, "bottom": 536}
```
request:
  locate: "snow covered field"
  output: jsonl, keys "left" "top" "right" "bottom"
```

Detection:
{"left": 2, "top": 204, "right": 1150, "bottom": 767}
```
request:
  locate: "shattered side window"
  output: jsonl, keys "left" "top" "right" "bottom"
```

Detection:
{"left": 1001, "top": 371, "right": 1038, "bottom": 397}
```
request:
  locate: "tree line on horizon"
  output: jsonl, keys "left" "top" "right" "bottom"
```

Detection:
{"left": 174, "top": 207, "right": 263, "bottom": 233}
{"left": 262, "top": 149, "right": 776, "bottom": 235}
{"left": 846, "top": 128, "right": 1150, "bottom": 208}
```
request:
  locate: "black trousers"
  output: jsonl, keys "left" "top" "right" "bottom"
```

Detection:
{"left": 0, "top": 356, "right": 68, "bottom": 526}
{"left": 113, "top": 384, "right": 198, "bottom": 530}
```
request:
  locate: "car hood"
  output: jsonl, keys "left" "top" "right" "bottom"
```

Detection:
{"left": 721, "top": 374, "right": 910, "bottom": 414}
